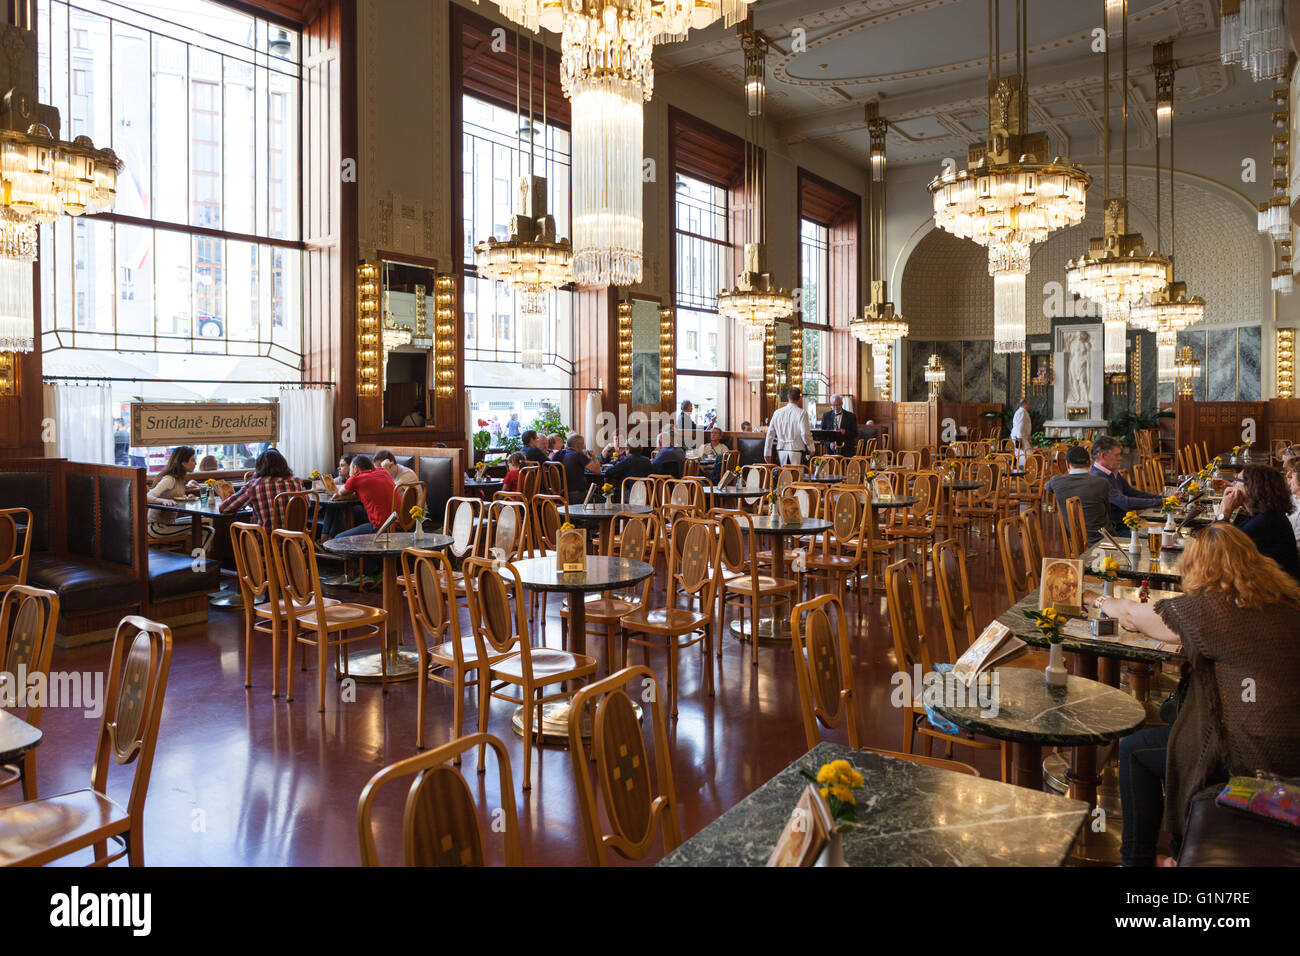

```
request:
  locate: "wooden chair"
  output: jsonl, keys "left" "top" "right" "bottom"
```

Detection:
{"left": 567, "top": 665, "right": 681, "bottom": 865}
{"left": 934, "top": 538, "right": 1047, "bottom": 672}
{"left": 561, "top": 511, "right": 660, "bottom": 668}
{"left": 0, "top": 616, "right": 172, "bottom": 866}
{"left": 0, "top": 508, "right": 32, "bottom": 594}
{"left": 885, "top": 558, "right": 1009, "bottom": 781}
{"left": 272, "top": 489, "right": 321, "bottom": 534}
{"left": 621, "top": 517, "right": 722, "bottom": 716}
{"left": 681, "top": 457, "right": 700, "bottom": 479}
{"left": 1022, "top": 506, "right": 1047, "bottom": 567}
{"left": 1199, "top": 440, "right": 1209, "bottom": 471}
{"left": 997, "top": 514, "right": 1039, "bottom": 608}
{"left": 271, "top": 528, "right": 389, "bottom": 711}
{"left": 886, "top": 470, "right": 940, "bottom": 576}
{"left": 773, "top": 464, "right": 802, "bottom": 491}
{"left": 0, "top": 585, "right": 58, "bottom": 800}
{"left": 442, "top": 496, "right": 483, "bottom": 563}
{"left": 528, "top": 493, "right": 566, "bottom": 558}
{"left": 231, "top": 521, "right": 339, "bottom": 698}
{"left": 1060, "top": 495, "right": 1088, "bottom": 557}
{"left": 518, "top": 464, "right": 543, "bottom": 501}
{"left": 791, "top": 593, "right": 860, "bottom": 749}
{"left": 874, "top": 448, "right": 895, "bottom": 469}
{"left": 464, "top": 558, "right": 596, "bottom": 790}
{"left": 1007, "top": 454, "right": 1044, "bottom": 513}
{"left": 543, "top": 460, "right": 569, "bottom": 501}
{"left": 621, "top": 475, "right": 657, "bottom": 507}
{"left": 715, "top": 509, "right": 799, "bottom": 666}
{"left": 955, "top": 460, "right": 1001, "bottom": 553}
{"left": 402, "top": 547, "right": 512, "bottom": 753}
{"left": 357, "top": 732, "right": 521, "bottom": 866}
{"left": 804, "top": 488, "right": 869, "bottom": 608}
{"left": 897, "top": 450, "right": 919, "bottom": 470}
{"left": 391, "top": 483, "right": 422, "bottom": 530}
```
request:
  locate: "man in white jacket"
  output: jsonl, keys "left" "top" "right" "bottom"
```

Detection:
{"left": 764, "top": 387, "right": 814, "bottom": 466}
{"left": 1011, "top": 397, "right": 1032, "bottom": 464}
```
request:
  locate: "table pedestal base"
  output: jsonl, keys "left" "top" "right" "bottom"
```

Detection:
{"left": 729, "top": 617, "right": 791, "bottom": 645}
{"left": 343, "top": 647, "right": 421, "bottom": 682}
{"left": 210, "top": 590, "right": 268, "bottom": 609}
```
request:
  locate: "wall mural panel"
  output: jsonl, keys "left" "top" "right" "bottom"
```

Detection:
{"left": 1239, "top": 325, "right": 1262, "bottom": 401}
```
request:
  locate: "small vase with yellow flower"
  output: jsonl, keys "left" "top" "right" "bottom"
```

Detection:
{"left": 798, "top": 758, "right": 866, "bottom": 867}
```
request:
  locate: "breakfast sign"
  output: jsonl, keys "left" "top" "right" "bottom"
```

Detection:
{"left": 130, "top": 402, "right": 280, "bottom": 446}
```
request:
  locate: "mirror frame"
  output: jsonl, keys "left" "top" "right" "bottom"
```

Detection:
{"left": 376, "top": 249, "right": 439, "bottom": 432}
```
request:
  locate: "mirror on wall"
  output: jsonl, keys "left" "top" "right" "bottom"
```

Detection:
{"left": 380, "top": 258, "right": 437, "bottom": 427}
{"left": 630, "top": 296, "right": 662, "bottom": 407}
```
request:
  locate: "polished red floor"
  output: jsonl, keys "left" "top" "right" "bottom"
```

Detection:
{"left": 12, "top": 526, "right": 1035, "bottom": 866}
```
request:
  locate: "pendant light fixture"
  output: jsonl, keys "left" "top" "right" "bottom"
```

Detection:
{"left": 851, "top": 103, "right": 908, "bottom": 394}
{"left": 1066, "top": 0, "right": 1169, "bottom": 374}
{"left": 716, "top": 24, "right": 794, "bottom": 340}
{"left": 929, "top": 0, "right": 1091, "bottom": 355}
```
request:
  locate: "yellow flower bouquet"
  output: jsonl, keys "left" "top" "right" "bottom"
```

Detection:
{"left": 310, "top": 469, "right": 322, "bottom": 482}
{"left": 1186, "top": 480, "right": 1200, "bottom": 495}
{"left": 408, "top": 505, "right": 425, "bottom": 523}
{"left": 1122, "top": 510, "right": 1141, "bottom": 530}
{"left": 799, "top": 759, "right": 865, "bottom": 826}
{"left": 1024, "top": 606, "right": 1067, "bottom": 644}
{"left": 601, "top": 483, "right": 614, "bottom": 495}
{"left": 1160, "top": 495, "right": 1179, "bottom": 515}
{"left": 1094, "top": 555, "right": 1120, "bottom": 583}
{"left": 560, "top": 521, "right": 575, "bottom": 531}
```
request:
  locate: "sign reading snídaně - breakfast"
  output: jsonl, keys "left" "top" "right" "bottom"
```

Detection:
{"left": 130, "top": 402, "right": 280, "bottom": 446}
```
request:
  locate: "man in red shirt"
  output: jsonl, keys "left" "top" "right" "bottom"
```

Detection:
{"left": 330, "top": 455, "right": 396, "bottom": 582}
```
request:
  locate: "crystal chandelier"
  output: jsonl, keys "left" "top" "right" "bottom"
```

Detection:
{"left": 928, "top": 0, "right": 1090, "bottom": 354}
{"left": 1258, "top": 78, "right": 1290, "bottom": 242}
{"left": 483, "top": 1, "right": 755, "bottom": 288}
{"left": 1174, "top": 344, "right": 1201, "bottom": 397}
{"left": 924, "top": 354, "right": 946, "bottom": 397}
{"left": 717, "top": 26, "right": 793, "bottom": 335}
{"left": 1221, "top": 0, "right": 1288, "bottom": 82}
{"left": 853, "top": 104, "right": 908, "bottom": 392}
{"left": 1066, "top": 0, "right": 1168, "bottom": 373}
{"left": 1, "top": 32, "right": 124, "bottom": 354}
{"left": 473, "top": 32, "right": 573, "bottom": 367}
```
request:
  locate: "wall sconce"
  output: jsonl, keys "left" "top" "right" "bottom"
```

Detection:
{"left": 434, "top": 272, "right": 457, "bottom": 398}
{"left": 356, "top": 261, "right": 380, "bottom": 397}
{"left": 789, "top": 324, "right": 803, "bottom": 391}
{"left": 923, "top": 353, "right": 945, "bottom": 398}
{"left": 659, "top": 306, "right": 675, "bottom": 404}
{"left": 0, "top": 351, "right": 16, "bottom": 397}
{"left": 617, "top": 299, "right": 633, "bottom": 403}
{"left": 764, "top": 326, "right": 777, "bottom": 400}
{"left": 1278, "top": 328, "right": 1295, "bottom": 399}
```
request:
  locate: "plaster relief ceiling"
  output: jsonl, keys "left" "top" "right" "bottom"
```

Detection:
{"left": 655, "top": 0, "right": 1271, "bottom": 168}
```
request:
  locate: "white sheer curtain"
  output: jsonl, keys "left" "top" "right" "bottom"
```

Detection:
{"left": 278, "top": 387, "right": 334, "bottom": 479}
{"left": 44, "top": 383, "right": 113, "bottom": 463}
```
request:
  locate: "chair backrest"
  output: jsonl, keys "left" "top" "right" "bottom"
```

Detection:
{"left": 0, "top": 507, "right": 33, "bottom": 582}
{"left": 1022, "top": 506, "right": 1046, "bottom": 567}
{"left": 654, "top": 518, "right": 721, "bottom": 609}
{"left": 719, "top": 451, "right": 740, "bottom": 475}
{"left": 483, "top": 500, "right": 528, "bottom": 561}
{"left": 791, "top": 594, "right": 860, "bottom": 749}
{"left": 392, "top": 483, "right": 422, "bottom": 531}
{"left": 568, "top": 666, "right": 681, "bottom": 865}
{"left": 783, "top": 483, "right": 823, "bottom": 520}
{"left": 231, "top": 521, "right": 278, "bottom": 611}
{"left": 613, "top": 511, "right": 659, "bottom": 568}
{"left": 357, "top": 732, "right": 521, "bottom": 866}
{"left": 1063, "top": 496, "right": 1088, "bottom": 557}
{"left": 0, "top": 585, "right": 58, "bottom": 727}
{"left": 542, "top": 460, "right": 569, "bottom": 500}
{"left": 622, "top": 476, "right": 655, "bottom": 506}
{"left": 711, "top": 508, "right": 752, "bottom": 573}
{"left": 897, "top": 450, "right": 919, "bottom": 470}
{"left": 774, "top": 464, "right": 801, "bottom": 491}
{"left": 885, "top": 558, "right": 935, "bottom": 675}
{"left": 822, "top": 488, "right": 866, "bottom": 553}
{"left": 681, "top": 457, "right": 700, "bottom": 479}
{"left": 270, "top": 529, "right": 329, "bottom": 620}
{"left": 875, "top": 448, "right": 895, "bottom": 468}
{"left": 91, "top": 616, "right": 173, "bottom": 826}
{"left": 518, "top": 465, "right": 543, "bottom": 500}
{"left": 400, "top": 547, "right": 458, "bottom": 664}
{"left": 463, "top": 557, "right": 528, "bottom": 664}
{"left": 442, "top": 496, "right": 483, "bottom": 560}
{"left": 932, "top": 538, "right": 974, "bottom": 663}
{"left": 741, "top": 464, "right": 770, "bottom": 491}
{"left": 841, "top": 457, "right": 864, "bottom": 485}
{"left": 272, "top": 490, "right": 319, "bottom": 533}
{"left": 530, "top": 493, "right": 567, "bottom": 554}
{"left": 997, "top": 514, "right": 1039, "bottom": 606}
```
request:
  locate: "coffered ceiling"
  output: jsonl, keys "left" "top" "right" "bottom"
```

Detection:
{"left": 655, "top": 0, "right": 1276, "bottom": 168}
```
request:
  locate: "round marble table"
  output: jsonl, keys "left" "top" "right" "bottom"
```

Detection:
{"left": 563, "top": 503, "right": 652, "bottom": 555}
{"left": 0, "top": 709, "right": 41, "bottom": 765}
{"left": 464, "top": 478, "right": 504, "bottom": 498}
{"left": 730, "top": 516, "right": 831, "bottom": 643}
{"left": 930, "top": 666, "right": 1148, "bottom": 792}
{"left": 1082, "top": 538, "right": 1184, "bottom": 585}
{"left": 322, "top": 531, "right": 453, "bottom": 681}
{"left": 807, "top": 473, "right": 845, "bottom": 484}
{"left": 504, "top": 555, "right": 654, "bottom": 742}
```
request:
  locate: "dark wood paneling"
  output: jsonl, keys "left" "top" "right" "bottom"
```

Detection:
{"left": 894, "top": 400, "right": 938, "bottom": 452}
{"left": 670, "top": 108, "right": 746, "bottom": 187}
{"left": 1269, "top": 398, "right": 1300, "bottom": 445}
{"left": 458, "top": 6, "right": 569, "bottom": 126}
{"left": 1175, "top": 400, "right": 1268, "bottom": 458}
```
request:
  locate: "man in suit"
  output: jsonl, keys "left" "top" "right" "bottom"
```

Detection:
{"left": 818, "top": 394, "right": 858, "bottom": 456}
{"left": 1090, "top": 436, "right": 1162, "bottom": 535}
{"left": 1045, "top": 445, "right": 1112, "bottom": 545}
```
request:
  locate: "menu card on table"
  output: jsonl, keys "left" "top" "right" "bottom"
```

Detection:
{"left": 779, "top": 496, "right": 803, "bottom": 525}
{"left": 766, "top": 785, "right": 835, "bottom": 867}
{"left": 556, "top": 528, "right": 587, "bottom": 573}
{"left": 951, "top": 621, "right": 1025, "bottom": 688}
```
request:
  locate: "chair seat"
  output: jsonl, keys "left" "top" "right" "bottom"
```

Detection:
{"left": 621, "top": 606, "right": 710, "bottom": 633}
{"left": 0, "top": 788, "right": 127, "bottom": 866}
{"left": 804, "top": 554, "right": 859, "bottom": 570}
{"left": 493, "top": 648, "right": 596, "bottom": 681}
{"left": 429, "top": 636, "right": 511, "bottom": 668}
{"left": 0, "top": 575, "right": 18, "bottom": 590}
{"left": 561, "top": 596, "right": 639, "bottom": 621}
{"left": 256, "top": 596, "right": 340, "bottom": 619}
{"left": 295, "top": 602, "right": 386, "bottom": 630}
{"left": 723, "top": 574, "right": 798, "bottom": 592}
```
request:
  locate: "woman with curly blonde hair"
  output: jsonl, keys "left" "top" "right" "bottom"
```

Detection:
{"left": 1084, "top": 522, "right": 1300, "bottom": 865}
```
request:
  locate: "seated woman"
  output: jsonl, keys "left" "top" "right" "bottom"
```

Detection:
{"left": 501, "top": 452, "right": 526, "bottom": 493}
{"left": 147, "top": 446, "right": 214, "bottom": 551}
{"left": 1083, "top": 523, "right": 1300, "bottom": 866}
{"left": 1217, "top": 464, "right": 1300, "bottom": 580}
{"left": 219, "top": 449, "right": 304, "bottom": 529}
{"left": 702, "top": 426, "right": 730, "bottom": 482}
{"left": 198, "top": 453, "right": 220, "bottom": 472}
{"left": 320, "top": 452, "right": 364, "bottom": 540}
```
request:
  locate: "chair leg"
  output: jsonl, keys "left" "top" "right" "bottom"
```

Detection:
{"left": 750, "top": 592, "right": 760, "bottom": 667}
{"left": 317, "top": 631, "right": 328, "bottom": 713}
{"left": 270, "top": 619, "right": 281, "bottom": 698}
{"left": 668, "top": 643, "right": 679, "bottom": 717}
{"left": 902, "top": 710, "right": 915, "bottom": 755}
{"left": 520, "top": 681, "right": 535, "bottom": 791}
{"left": 419, "top": 660, "right": 432, "bottom": 751}
{"left": 127, "top": 824, "right": 145, "bottom": 866}
{"left": 243, "top": 610, "right": 254, "bottom": 689}
{"left": 476, "top": 674, "right": 491, "bottom": 774}
{"left": 286, "top": 623, "right": 297, "bottom": 702}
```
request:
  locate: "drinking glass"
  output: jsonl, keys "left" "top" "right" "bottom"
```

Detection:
{"left": 1147, "top": 526, "right": 1163, "bottom": 556}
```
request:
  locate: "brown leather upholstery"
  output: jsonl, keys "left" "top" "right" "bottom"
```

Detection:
{"left": 1178, "top": 786, "right": 1300, "bottom": 866}
{"left": 99, "top": 475, "right": 137, "bottom": 566}
{"left": 147, "top": 549, "right": 221, "bottom": 600}
{"left": 418, "top": 456, "right": 454, "bottom": 527}
{"left": 27, "top": 553, "right": 138, "bottom": 614}
{"left": 0, "top": 471, "right": 51, "bottom": 552}
{"left": 66, "top": 473, "right": 96, "bottom": 559}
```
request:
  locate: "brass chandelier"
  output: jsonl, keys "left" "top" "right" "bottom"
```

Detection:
{"left": 928, "top": 0, "right": 1090, "bottom": 355}
{"left": 852, "top": 103, "right": 908, "bottom": 392}
{"left": 1066, "top": 0, "right": 1169, "bottom": 374}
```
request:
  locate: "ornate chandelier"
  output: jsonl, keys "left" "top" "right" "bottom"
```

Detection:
{"left": 717, "top": 26, "right": 793, "bottom": 336}
{"left": 928, "top": 0, "right": 1090, "bottom": 354}
{"left": 1257, "top": 78, "right": 1290, "bottom": 242}
{"left": 1, "top": 67, "right": 123, "bottom": 353}
{"left": 1174, "top": 344, "right": 1201, "bottom": 397}
{"left": 924, "top": 354, "right": 946, "bottom": 397}
{"left": 473, "top": 32, "right": 573, "bottom": 368}
{"left": 1221, "top": 0, "right": 1289, "bottom": 82}
{"left": 852, "top": 104, "right": 908, "bottom": 392}
{"left": 483, "top": 1, "right": 756, "bottom": 288}
{"left": 1066, "top": 0, "right": 1168, "bottom": 373}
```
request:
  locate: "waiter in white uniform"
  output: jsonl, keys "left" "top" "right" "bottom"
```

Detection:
{"left": 764, "top": 387, "right": 814, "bottom": 466}
{"left": 1011, "top": 397, "right": 1032, "bottom": 464}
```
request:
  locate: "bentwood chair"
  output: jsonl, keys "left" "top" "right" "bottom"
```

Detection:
{"left": 0, "top": 616, "right": 172, "bottom": 866}
{"left": 402, "top": 548, "right": 512, "bottom": 753}
{"left": 357, "top": 733, "right": 521, "bottom": 866}
{"left": 885, "top": 558, "right": 1009, "bottom": 781}
{"left": 1060, "top": 496, "right": 1088, "bottom": 558}
{"left": 517, "top": 464, "right": 543, "bottom": 501}
{"left": 955, "top": 460, "right": 1002, "bottom": 553}
{"left": 567, "top": 666, "right": 682, "bottom": 865}
{"left": 621, "top": 476, "right": 657, "bottom": 507}
{"left": 804, "top": 488, "right": 869, "bottom": 608}
{"left": 791, "top": 594, "right": 860, "bottom": 749}
{"left": 715, "top": 509, "right": 799, "bottom": 667}
{"left": 231, "top": 521, "right": 339, "bottom": 697}
{"left": 621, "top": 517, "right": 722, "bottom": 716}
{"left": 1022, "top": 506, "right": 1047, "bottom": 568}
{"left": 543, "top": 460, "right": 570, "bottom": 501}
{"left": 272, "top": 490, "right": 321, "bottom": 534}
{"left": 997, "top": 514, "right": 1040, "bottom": 608}
{"left": 0, "top": 585, "right": 58, "bottom": 800}
{"left": 885, "top": 470, "right": 940, "bottom": 576}
{"left": 0, "top": 508, "right": 32, "bottom": 595}
{"left": 271, "top": 529, "right": 389, "bottom": 711}
{"left": 391, "top": 483, "right": 422, "bottom": 530}
{"left": 464, "top": 558, "right": 596, "bottom": 791}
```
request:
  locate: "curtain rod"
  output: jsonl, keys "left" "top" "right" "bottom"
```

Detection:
{"left": 43, "top": 376, "right": 335, "bottom": 386}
